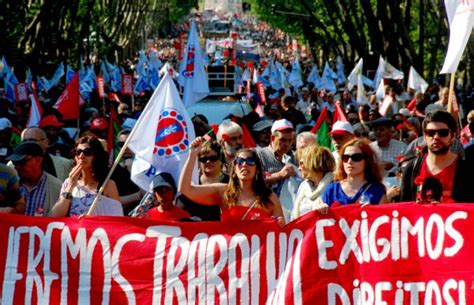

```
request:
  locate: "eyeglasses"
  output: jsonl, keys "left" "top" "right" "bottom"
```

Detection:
{"left": 342, "top": 153, "right": 365, "bottom": 163}
{"left": 198, "top": 155, "right": 220, "bottom": 163}
{"left": 73, "top": 147, "right": 93, "bottom": 157}
{"left": 234, "top": 156, "right": 256, "bottom": 166}
{"left": 23, "top": 138, "right": 47, "bottom": 143}
{"left": 424, "top": 128, "right": 450, "bottom": 138}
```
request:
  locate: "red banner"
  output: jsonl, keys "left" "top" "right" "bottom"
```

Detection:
{"left": 96, "top": 76, "right": 105, "bottom": 99}
{"left": 0, "top": 203, "right": 473, "bottom": 304}
{"left": 121, "top": 74, "right": 133, "bottom": 96}
{"left": 231, "top": 31, "right": 237, "bottom": 66}
{"left": 14, "top": 83, "right": 29, "bottom": 102}
{"left": 256, "top": 82, "right": 266, "bottom": 104}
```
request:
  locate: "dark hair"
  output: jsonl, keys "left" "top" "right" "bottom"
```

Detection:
{"left": 72, "top": 135, "right": 109, "bottom": 188}
{"left": 421, "top": 177, "right": 443, "bottom": 202}
{"left": 422, "top": 110, "right": 458, "bottom": 133}
{"left": 224, "top": 148, "right": 272, "bottom": 209}
{"left": 335, "top": 138, "right": 383, "bottom": 184}
{"left": 198, "top": 140, "right": 224, "bottom": 162}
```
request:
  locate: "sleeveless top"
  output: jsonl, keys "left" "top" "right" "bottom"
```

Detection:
{"left": 221, "top": 205, "right": 273, "bottom": 222}
{"left": 61, "top": 178, "right": 97, "bottom": 216}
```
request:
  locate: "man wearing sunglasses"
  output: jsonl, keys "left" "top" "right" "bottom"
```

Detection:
{"left": 7, "top": 141, "right": 62, "bottom": 216}
{"left": 400, "top": 110, "right": 474, "bottom": 203}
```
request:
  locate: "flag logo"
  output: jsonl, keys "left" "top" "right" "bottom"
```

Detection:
{"left": 183, "top": 46, "right": 195, "bottom": 78}
{"left": 154, "top": 108, "right": 189, "bottom": 156}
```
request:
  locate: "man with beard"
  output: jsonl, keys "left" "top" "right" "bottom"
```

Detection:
{"left": 400, "top": 110, "right": 474, "bottom": 203}
{"left": 216, "top": 120, "right": 243, "bottom": 175}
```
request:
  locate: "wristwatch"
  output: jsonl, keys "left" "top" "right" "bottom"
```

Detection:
{"left": 61, "top": 192, "right": 73, "bottom": 200}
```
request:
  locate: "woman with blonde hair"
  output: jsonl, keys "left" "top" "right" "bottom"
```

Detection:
{"left": 179, "top": 137, "right": 285, "bottom": 225}
{"left": 321, "top": 139, "right": 386, "bottom": 207}
{"left": 291, "top": 144, "right": 335, "bottom": 220}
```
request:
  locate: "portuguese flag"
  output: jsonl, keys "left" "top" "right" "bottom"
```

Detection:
{"left": 311, "top": 107, "right": 331, "bottom": 148}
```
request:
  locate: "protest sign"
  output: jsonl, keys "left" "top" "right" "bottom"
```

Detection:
{"left": 0, "top": 203, "right": 473, "bottom": 304}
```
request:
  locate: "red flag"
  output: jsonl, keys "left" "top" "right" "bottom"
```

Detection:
{"left": 54, "top": 73, "right": 80, "bottom": 120}
{"left": 121, "top": 74, "right": 133, "bottom": 95}
{"left": 96, "top": 76, "right": 105, "bottom": 99}
{"left": 256, "top": 82, "right": 266, "bottom": 104}
{"left": 333, "top": 103, "right": 348, "bottom": 124}
{"left": 241, "top": 123, "right": 256, "bottom": 148}
{"left": 108, "top": 92, "right": 122, "bottom": 104}
{"left": 230, "top": 117, "right": 256, "bottom": 148}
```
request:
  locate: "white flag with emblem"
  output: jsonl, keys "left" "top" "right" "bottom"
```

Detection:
{"left": 127, "top": 73, "right": 197, "bottom": 191}
{"left": 178, "top": 20, "right": 210, "bottom": 107}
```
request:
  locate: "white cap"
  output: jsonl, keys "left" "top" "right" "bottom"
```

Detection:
{"left": 271, "top": 119, "right": 294, "bottom": 134}
{"left": 252, "top": 120, "right": 273, "bottom": 132}
{"left": 0, "top": 118, "right": 12, "bottom": 131}
{"left": 330, "top": 121, "right": 354, "bottom": 135}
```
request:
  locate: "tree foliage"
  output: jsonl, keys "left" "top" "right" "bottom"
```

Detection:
{"left": 0, "top": 0, "right": 195, "bottom": 78}
{"left": 251, "top": 0, "right": 473, "bottom": 83}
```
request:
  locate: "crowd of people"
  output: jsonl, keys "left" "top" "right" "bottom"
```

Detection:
{"left": 0, "top": 12, "right": 474, "bottom": 224}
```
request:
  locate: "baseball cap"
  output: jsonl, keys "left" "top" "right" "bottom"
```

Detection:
{"left": 252, "top": 120, "right": 273, "bottom": 132}
{"left": 370, "top": 117, "right": 393, "bottom": 128}
{"left": 271, "top": 119, "right": 294, "bottom": 134}
{"left": 152, "top": 173, "right": 176, "bottom": 192}
{"left": 90, "top": 118, "right": 108, "bottom": 130}
{"left": 0, "top": 118, "right": 12, "bottom": 131}
{"left": 39, "top": 115, "right": 64, "bottom": 128}
{"left": 330, "top": 121, "right": 354, "bottom": 135}
{"left": 399, "top": 108, "right": 411, "bottom": 117}
{"left": 7, "top": 141, "right": 44, "bottom": 162}
{"left": 301, "top": 87, "right": 309, "bottom": 93}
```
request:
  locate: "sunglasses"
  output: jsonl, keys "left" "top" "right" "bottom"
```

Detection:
{"left": 74, "top": 147, "right": 93, "bottom": 157}
{"left": 198, "top": 155, "right": 220, "bottom": 163}
{"left": 342, "top": 153, "right": 365, "bottom": 163}
{"left": 424, "top": 128, "right": 450, "bottom": 138}
{"left": 116, "top": 141, "right": 125, "bottom": 148}
{"left": 234, "top": 156, "right": 256, "bottom": 166}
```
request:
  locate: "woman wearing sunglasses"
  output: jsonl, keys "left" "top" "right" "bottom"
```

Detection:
{"left": 51, "top": 136, "right": 120, "bottom": 216}
{"left": 321, "top": 139, "right": 386, "bottom": 209}
{"left": 179, "top": 137, "right": 285, "bottom": 225}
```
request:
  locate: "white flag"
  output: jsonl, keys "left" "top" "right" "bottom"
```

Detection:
{"left": 336, "top": 56, "right": 346, "bottom": 84}
{"left": 376, "top": 79, "right": 385, "bottom": 101}
{"left": 407, "top": 66, "right": 428, "bottom": 93}
{"left": 288, "top": 58, "right": 303, "bottom": 88}
{"left": 27, "top": 94, "right": 43, "bottom": 128}
{"left": 440, "top": 0, "right": 474, "bottom": 73}
{"left": 321, "top": 64, "right": 337, "bottom": 93}
{"left": 357, "top": 75, "right": 369, "bottom": 105}
{"left": 306, "top": 64, "right": 321, "bottom": 88}
{"left": 347, "top": 58, "right": 363, "bottom": 90}
{"left": 373, "top": 56, "right": 385, "bottom": 90}
{"left": 178, "top": 20, "right": 210, "bottom": 107}
{"left": 127, "top": 73, "right": 197, "bottom": 191}
{"left": 383, "top": 61, "right": 404, "bottom": 79}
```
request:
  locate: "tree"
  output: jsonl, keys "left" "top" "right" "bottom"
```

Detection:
{"left": 251, "top": 0, "right": 473, "bottom": 83}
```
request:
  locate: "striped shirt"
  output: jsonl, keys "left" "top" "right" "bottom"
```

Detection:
{"left": 20, "top": 173, "right": 47, "bottom": 216}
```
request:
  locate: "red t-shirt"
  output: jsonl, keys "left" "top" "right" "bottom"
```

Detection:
{"left": 146, "top": 206, "right": 191, "bottom": 222}
{"left": 418, "top": 155, "right": 458, "bottom": 202}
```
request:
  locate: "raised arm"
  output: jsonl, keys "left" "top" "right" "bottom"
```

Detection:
{"left": 178, "top": 137, "right": 225, "bottom": 206}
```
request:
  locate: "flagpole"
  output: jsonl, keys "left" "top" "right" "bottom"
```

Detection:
{"left": 447, "top": 72, "right": 455, "bottom": 113}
